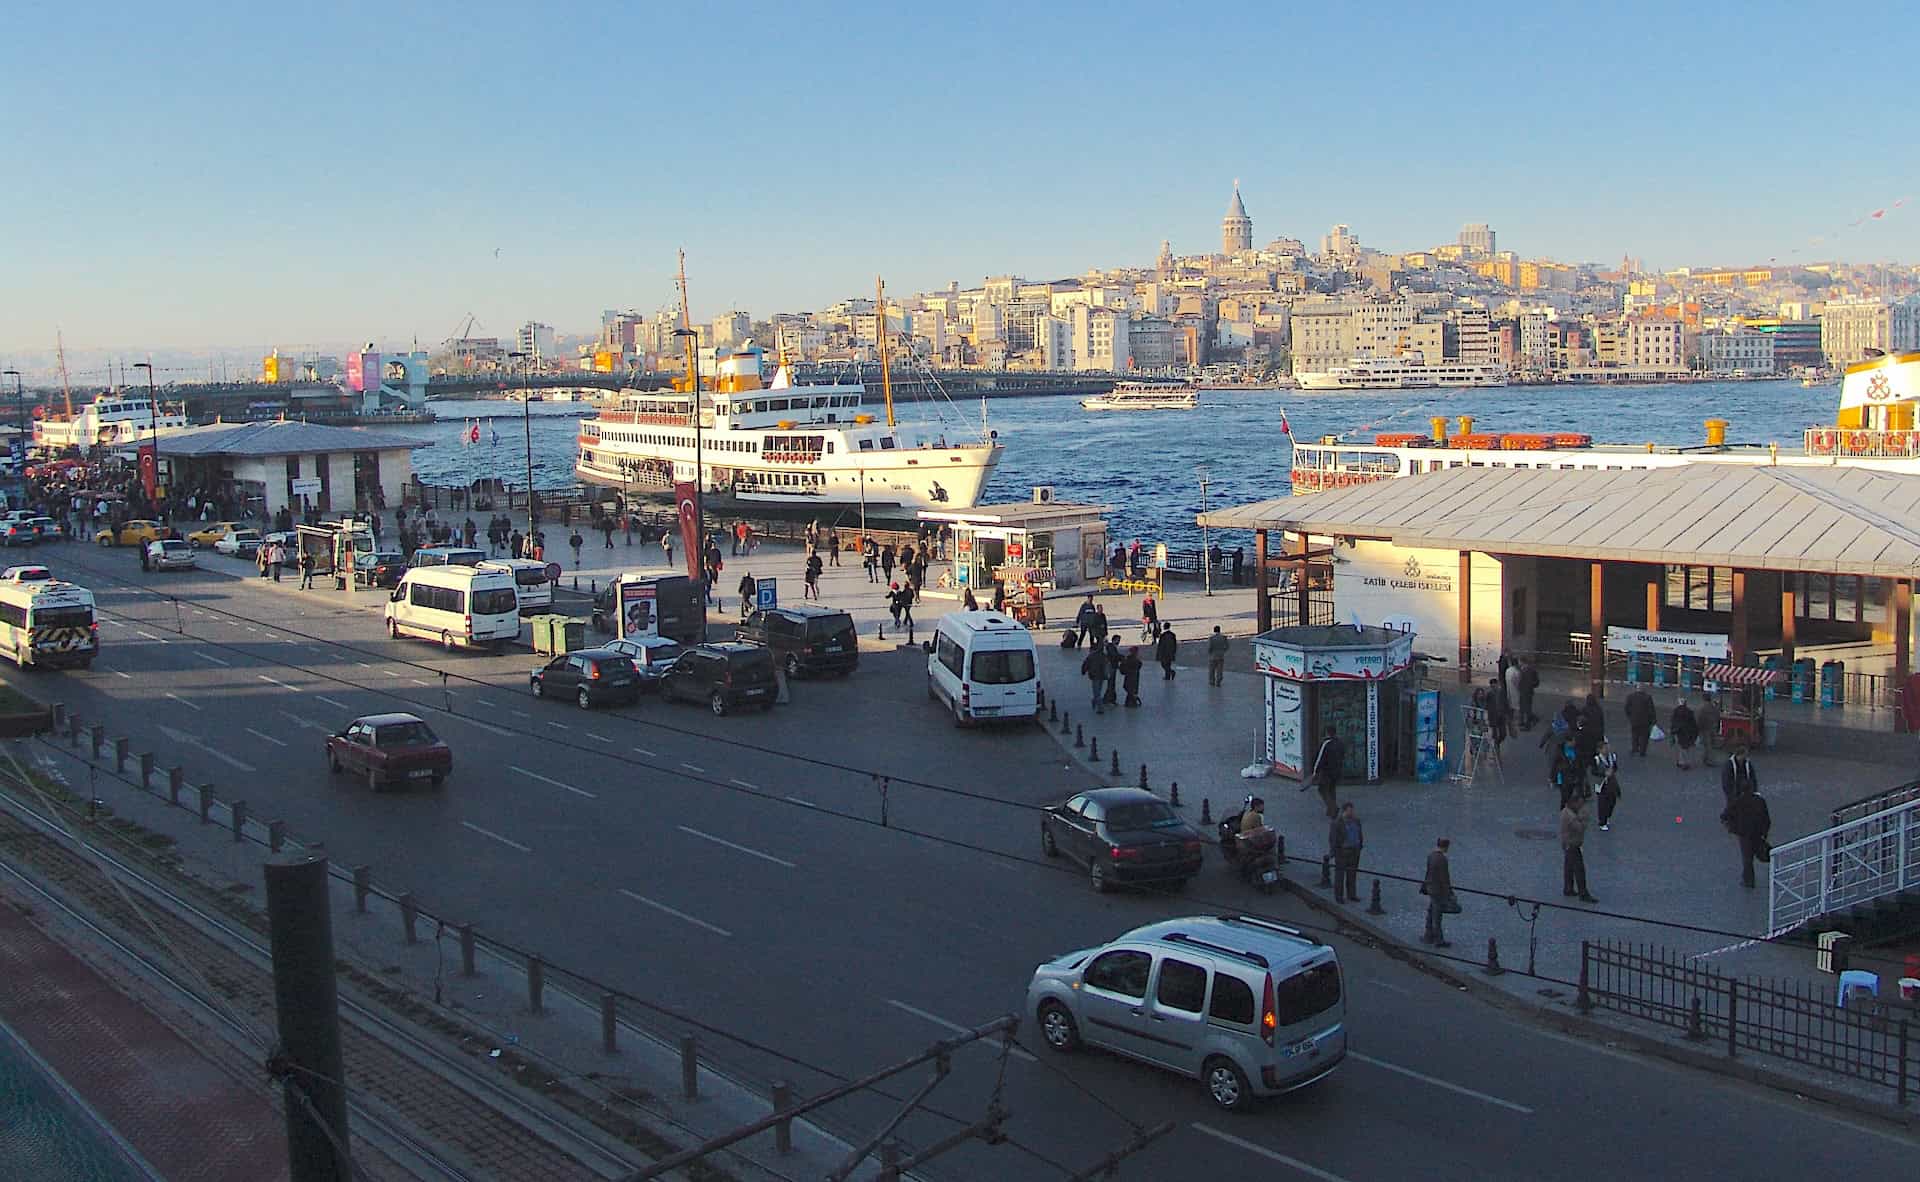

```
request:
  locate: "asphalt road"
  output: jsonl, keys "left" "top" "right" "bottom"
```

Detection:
{"left": 10, "top": 538, "right": 1916, "bottom": 1180}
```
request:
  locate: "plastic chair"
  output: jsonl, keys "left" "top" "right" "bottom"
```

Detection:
{"left": 1836, "top": 969, "right": 1879, "bottom": 1008}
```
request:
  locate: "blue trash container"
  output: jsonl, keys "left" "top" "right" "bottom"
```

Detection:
{"left": 1820, "top": 659, "right": 1844, "bottom": 708}
{"left": 1790, "top": 657, "right": 1815, "bottom": 703}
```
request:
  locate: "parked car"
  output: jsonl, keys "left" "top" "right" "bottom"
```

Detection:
{"left": 597, "top": 636, "right": 684, "bottom": 690}
{"left": 213, "top": 528, "right": 262, "bottom": 556}
{"left": 658, "top": 643, "right": 777, "bottom": 715}
{"left": 95, "top": 520, "right": 166, "bottom": 547}
{"left": 143, "top": 539, "right": 197, "bottom": 572}
{"left": 187, "top": 520, "right": 249, "bottom": 546}
{"left": 735, "top": 605, "right": 858, "bottom": 679}
{"left": 360, "top": 547, "right": 409, "bottom": 589}
{"left": 324, "top": 713, "right": 451, "bottom": 791}
{"left": 1, "top": 520, "right": 36, "bottom": 548}
{"left": 25, "top": 517, "right": 64, "bottom": 542}
{"left": 1025, "top": 914, "right": 1347, "bottom": 1111}
{"left": 530, "top": 648, "right": 642, "bottom": 709}
{"left": 1040, "top": 787, "right": 1204, "bottom": 893}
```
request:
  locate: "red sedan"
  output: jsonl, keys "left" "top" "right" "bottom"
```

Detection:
{"left": 324, "top": 713, "right": 451, "bottom": 791}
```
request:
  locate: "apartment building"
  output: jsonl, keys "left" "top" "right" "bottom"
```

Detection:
{"left": 1695, "top": 328, "right": 1776, "bottom": 374}
{"left": 1625, "top": 318, "right": 1685, "bottom": 369}
{"left": 1821, "top": 298, "right": 1919, "bottom": 365}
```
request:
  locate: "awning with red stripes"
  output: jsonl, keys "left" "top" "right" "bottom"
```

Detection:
{"left": 1704, "top": 664, "right": 1785, "bottom": 686}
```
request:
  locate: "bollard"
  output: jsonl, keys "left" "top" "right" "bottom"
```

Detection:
{"left": 268, "top": 819, "right": 285, "bottom": 852}
{"left": 1048, "top": 699, "right": 1058, "bottom": 723}
{"left": 1088, "top": 736, "right": 1099, "bottom": 761}
{"left": 1318, "top": 854, "right": 1332, "bottom": 888}
{"left": 90, "top": 724, "right": 104, "bottom": 759}
{"left": 590, "top": 578, "right": 596, "bottom": 595}
{"left": 572, "top": 575, "right": 578, "bottom": 591}
{"left": 51, "top": 702, "right": 66, "bottom": 730}
{"left": 230, "top": 800, "right": 247, "bottom": 842}
{"left": 1485, "top": 937, "right": 1504, "bottom": 976}
{"left": 877, "top": 623, "right": 884, "bottom": 641}
{"left": 1170, "top": 781, "right": 1182, "bottom": 807}
{"left": 139, "top": 752, "right": 154, "bottom": 790}
{"left": 399, "top": 893, "right": 418, "bottom": 945}
{"left": 1110, "top": 749, "right": 1120, "bottom": 776}
{"left": 353, "top": 866, "right": 371, "bottom": 914}
{"left": 1139, "top": 763, "right": 1148, "bottom": 791}
{"left": 680, "top": 1035, "right": 699, "bottom": 1100}
{"left": 528, "top": 954, "right": 545, "bottom": 1014}
{"left": 1687, "top": 995, "right": 1706, "bottom": 1040}
{"left": 602, "top": 994, "right": 618, "bottom": 1053}
{"left": 772, "top": 1081, "right": 794, "bottom": 1154}
{"left": 1199, "top": 797, "right": 1211, "bottom": 825}
{"left": 1367, "top": 879, "right": 1385, "bottom": 915}
{"left": 1058, "top": 710, "right": 1070, "bottom": 734}
{"left": 1576, "top": 940, "right": 1593, "bottom": 1012}
{"left": 1726, "top": 981, "right": 1738, "bottom": 1059}
{"left": 168, "top": 767, "right": 183, "bottom": 806}
{"left": 1074, "top": 723, "right": 1084, "bottom": 749}
{"left": 197, "top": 784, "right": 213, "bottom": 824}
{"left": 67, "top": 713, "right": 81, "bottom": 746}
{"left": 113, "top": 737, "right": 127, "bottom": 773}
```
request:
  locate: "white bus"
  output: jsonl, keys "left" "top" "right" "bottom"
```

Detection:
{"left": 383, "top": 566, "right": 521, "bottom": 650}
{"left": 478, "top": 558, "right": 554, "bottom": 613}
{"left": 0, "top": 580, "right": 98, "bottom": 669}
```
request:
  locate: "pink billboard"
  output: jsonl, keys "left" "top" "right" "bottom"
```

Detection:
{"left": 346, "top": 350, "right": 381, "bottom": 393}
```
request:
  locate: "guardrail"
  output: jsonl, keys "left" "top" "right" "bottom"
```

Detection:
{"left": 1805, "top": 427, "right": 1920, "bottom": 459}
{"left": 1768, "top": 796, "right": 1920, "bottom": 935}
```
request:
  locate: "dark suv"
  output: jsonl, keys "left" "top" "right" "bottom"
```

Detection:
{"left": 659, "top": 643, "right": 778, "bottom": 715}
{"left": 736, "top": 605, "right": 858, "bottom": 678}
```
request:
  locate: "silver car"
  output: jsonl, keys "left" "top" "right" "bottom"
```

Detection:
{"left": 145, "top": 539, "right": 197, "bottom": 571}
{"left": 1026, "top": 914, "right": 1346, "bottom": 1110}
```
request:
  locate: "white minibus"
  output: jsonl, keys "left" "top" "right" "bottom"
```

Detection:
{"left": 384, "top": 566, "right": 521, "bottom": 650}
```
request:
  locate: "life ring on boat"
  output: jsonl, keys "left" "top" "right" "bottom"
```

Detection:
{"left": 1848, "top": 432, "right": 1870, "bottom": 454}
{"left": 1808, "top": 429, "right": 1835, "bottom": 452}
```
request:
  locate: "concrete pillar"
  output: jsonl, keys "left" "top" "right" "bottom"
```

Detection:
{"left": 1780, "top": 578, "right": 1797, "bottom": 668}
{"left": 1646, "top": 568, "right": 1662, "bottom": 630}
{"left": 1827, "top": 574, "right": 1837, "bottom": 621}
{"left": 1895, "top": 579, "right": 1911, "bottom": 711}
{"left": 1855, "top": 574, "right": 1867, "bottom": 624}
{"left": 1590, "top": 561, "right": 1605, "bottom": 698}
{"left": 1457, "top": 551, "right": 1472, "bottom": 683}
{"left": 1294, "top": 532, "right": 1311, "bottom": 628}
{"left": 1730, "top": 569, "right": 1749, "bottom": 663}
{"left": 1254, "top": 530, "right": 1270, "bottom": 633}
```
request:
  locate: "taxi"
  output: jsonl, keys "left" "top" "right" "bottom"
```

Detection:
{"left": 187, "top": 520, "right": 248, "bottom": 546}
{"left": 95, "top": 520, "right": 168, "bottom": 548}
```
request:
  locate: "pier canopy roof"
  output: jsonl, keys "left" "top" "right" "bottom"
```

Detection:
{"left": 155, "top": 421, "right": 431, "bottom": 458}
{"left": 1199, "top": 464, "right": 1920, "bottom": 578}
{"left": 918, "top": 501, "right": 1112, "bottom": 530}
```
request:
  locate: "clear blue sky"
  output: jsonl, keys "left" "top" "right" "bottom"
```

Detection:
{"left": 1, "top": 0, "right": 1911, "bottom": 354}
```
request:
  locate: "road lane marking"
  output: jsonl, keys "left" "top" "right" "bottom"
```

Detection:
{"left": 1191, "top": 1124, "right": 1353, "bottom": 1182}
{"left": 192, "top": 651, "right": 231, "bottom": 667}
{"left": 886, "top": 1000, "right": 1036, "bottom": 1062}
{"left": 510, "top": 766, "right": 597, "bottom": 799}
{"left": 257, "top": 674, "right": 300, "bottom": 693}
{"left": 729, "top": 778, "right": 758, "bottom": 790}
{"left": 135, "top": 630, "right": 164, "bottom": 642}
{"left": 104, "top": 669, "right": 132, "bottom": 680}
{"left": 163, "top": 692, "right": 202, "bottom": 712}
{"left": 546, "top": 721, "right": 570, "bottom": 730}
{"left": 462, "top": 821, "right": 531, "bottom": 853}
{"left": 409, "top": 678, "right": 432, "bottom": 687}
{"left": 618, "top": 889, "right": 731, "bottom": 937}
{"left": 680, "top": 762, "right": 706, "bottom": 774}
{"left": 632, "top": 747, "right": 655, "bottom": 757}
{"left": 1348, "top": 1052, "right": 1533, "bottom": 1114}
{"left": 155, "top": 724, "right": 256, "bottom": 772}
{"left": 243, "top": 728, "right": 287, "bottom": 747}
{"left": 355, "top": 661, "right": 373, "bottom": 669}
{"left": 381, "top": 670, "right": 400, "bottom": 678}
{"left": 676, "top": 826, "right": 795, "bottom": 868}
{"left": 280, "top": 711, "right": 328, "bottom": 732}
{"left": 314, "top": 695, "right": 349, "bottom": 710}
{"left": 508, "top": 709, "right": 529, "bottom": 718}
{"left": 785, "top": 795, "right": 817, "bottom": 808}
{"left": 586, "top": 732, "right": 613, "bottom": 744}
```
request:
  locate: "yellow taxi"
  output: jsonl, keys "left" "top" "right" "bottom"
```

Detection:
{"left": 95, "top": 520, "right": 167, "bottom": 548}
{"left": 186, "top": 520, "right": 248, "bottom": 546}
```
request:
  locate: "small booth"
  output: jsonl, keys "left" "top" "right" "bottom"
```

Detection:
{"left": 1254, "top": 624, "right": 1417, "bottom": 785}
{"left": 919, "top": 496, "right": 1110, "bottom": 616}
{"left": 1704, "top": 663, "right": 1781, "bottom": 747}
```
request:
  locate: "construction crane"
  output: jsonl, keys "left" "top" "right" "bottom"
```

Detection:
{"left": 448, "top": 313, "right": 485, "bottom": 371}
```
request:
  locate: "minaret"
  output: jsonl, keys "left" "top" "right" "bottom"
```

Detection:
{"left": 1221, "top": 182, "right": 1252, "bottom": 255}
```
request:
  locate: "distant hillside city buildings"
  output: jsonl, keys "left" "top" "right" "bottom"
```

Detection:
{"left": 431, "top": 185, "right": 1917, "bottom": 384}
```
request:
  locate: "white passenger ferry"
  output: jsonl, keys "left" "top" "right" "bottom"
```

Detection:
{"left": 1296, "top": 357, "right": 1507, "bottom": 390}
{"left": 576, "top": 348, "right": 1002, "bottom": 511}
{"left": 1080, "top": 382, "right": 1199, "bottom": 411}
{"left": 34, "top": 393, "right": 187, "bottom": 450}
{"left": 1290, "top": 351, "right": 1920, "bottom": 494}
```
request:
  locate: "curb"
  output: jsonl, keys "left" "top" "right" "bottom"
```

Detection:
{"left": 1279, "top": 873, "right": 1919, "bottom": 1130}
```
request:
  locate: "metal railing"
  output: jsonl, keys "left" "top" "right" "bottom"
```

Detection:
{"left": 1583, "top": 940, "right": 1914, "bottom": 1103}
{"left": 1804, "top": 427, "right": 1920, "bottom": 459}
{"left": 1833, "top": 780, "right": 1920, "bottom": 829}
{"left": 1768, "top": 796, "right": 1920, "bottom": 935}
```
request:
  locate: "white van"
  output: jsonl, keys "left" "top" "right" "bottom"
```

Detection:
{"left": 384, "top": 566, "right": 521, "bottom": 650}
{"left": 409, "top": 546, "right": 486, "bottom": 568}
{"left": 478, "top": 558, "right": 554, "bottom": 613}
{"left": 927, "top": 611, "right": 1040, "bottom": 727}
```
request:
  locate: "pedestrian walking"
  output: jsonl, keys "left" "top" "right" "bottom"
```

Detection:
{"left": 1486, "top": 675, "right": 1511, "bottom": 753}
{"left": 886, "top": 581, "right": 904, "bottom": 626}
{"left": 1550, "top": 737, "right": 1586, "bottom": 808}
{"left": 269, "top": 540, "right": 285, "bottom": 582}
{"left": 1120, "top": 646, "right": 1143, "bottom": 707}
{"left": 1560, "top": 794, "right": 1598, "bottom": 903}
{"left": 826, "top": 528, "right": 839, "bottom": 566}
{"left": 1724, "top": 783, "right": 1773, "bottom": 888}
{"left": 660, "top": 534, "right": 673, "bottom": 569}
{"left": 880, "top": 545, "right": 895, "bottom": 583}
{"left": 1154, "top": 626, "right": 1178, "bottom": 680}
{"left": 1081, "top": 643, "right": 1110, "bottom": 715}
{"left": 896, "top": 581, "right": 915, "bottom": 633}
{"left": 1670, "top": 698, "right": 1700, "bottom": 769}
{"left": 1089, "top": 606, "right": 1109, "bottom": 649}
{"left": 1102, "top": 636, "right": 1121, "bottom": 705}
{"left": 1422, "top": 838, "right": 1454, "bottom": 947}
{"left": 298, "top": 548, "right": 316, "bottom": 590}
{"left": 569, "top": 530, "right": 584, "bottom": 567}
{"left": 1592, "top": 740, "right": 1621, "bottom": 830}
{"left": 1517, "top": 658, "right": 1540, "bottom": 729}
{"left": 737, "top": 572, "right": 756, "bottom": 620}
{"left": 1575, "top": 692, "right": 1605, "bottom": 761}
{"left": 804, "top": 553, "right": 822, "bottom": 601}
{"left": 601, "top": 518, "right": 615, "bottom": 549}
{"left": 1073, "top": 595, "right": 1097, "bottom": 646}
{"left": 1307, "top": 727, "right": 1346, "bottom": 819}
{"left": 1623, "top": 686, "right": 1656, "bottom": 756}
{"left": 1141, "top": 594, "right": 1159, "bottom": 641}
{"left": 1206, "top": 626, "right": 1229, "bottom": 686}
{"left": 1720, "top": 743, "right": 1758, "bottom": 808}
{"left": 1330, "top": 803, "right": 1363, "bottom": 903}
{"left": 1697, "top": 694, "right": 1722, "bottom": 760}
{"left": 256, "top": 541, "right": 270, "bottom": 579}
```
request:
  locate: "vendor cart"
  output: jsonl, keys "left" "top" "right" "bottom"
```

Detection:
{"left": 1703, "top": 664, "right": 1782, "bottom": 746}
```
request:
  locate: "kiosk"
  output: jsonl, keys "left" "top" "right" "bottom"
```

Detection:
{"left": 1254, "top": 624, "right": 1417, "bottom": 784}
{"left": 918, "top": 496, "right": 1110, "bottom": 604}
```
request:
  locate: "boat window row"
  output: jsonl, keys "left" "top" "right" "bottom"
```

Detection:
{"left": 596, "top": 428, "right": 756, "bottom": 454}
{"left": 857, "top": 437, "right": 898, "bottom": 451}
{"left": 737, "top": 471, "right": 826, "bottom": 491}
{"left": 727, "top": 395, "right": 863, "bottom": 415}
{"left": 1407, "top": 459, "right": 1633, "bottom": 473}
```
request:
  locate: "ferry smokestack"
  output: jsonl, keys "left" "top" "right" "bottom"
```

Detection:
{"left": 1430, "top": 416, "right": 1448, "bottom": 442}
{"left": 1704, "top": 418, "right": 1728, "bottom": 447}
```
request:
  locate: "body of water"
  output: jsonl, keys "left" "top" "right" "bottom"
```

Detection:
{"left": 407, "top": 378, "right": 1838, "bottom": 552}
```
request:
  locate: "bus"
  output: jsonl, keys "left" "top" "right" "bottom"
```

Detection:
{"left": 0, "top": 579, "right": 98, "bottom": 669}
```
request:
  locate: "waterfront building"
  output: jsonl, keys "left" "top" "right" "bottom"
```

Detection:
{"left": 1519, "top": 311, "right": 1551, "bottom": 366}
{"left": 517, "top": 321, "right": 556, "bottom": 364}
{"left": 1458, "top": 222, "right": 1496, "bottom": 258}
{"left": 1290, "top": 303, "right": 1358, "bottom": 376}
{"left": 1222, "top": 185, "right": 1253, "bottom": 255}
{"left": 1740, "top": 318, "right": 1822, "bottom": 370}
{"left": 1444, "top": 305, "right": 1494, "bottom": 364}
{"left": 1821, "top": 298, "right": 1919, "bottom": 365}
{"left": 1036, "top": 316, "right": 1072, "bottom": 370}
{"left": 1128, "top": 316, "right": 1176, "bottom": 370}
{"left": 712, "top": 311, "right": 750, "bottom": 350}
{"left": 1070, "top": 305, "right": 1131, "bottom": 371}
{"left": 157, "top": 421, "right": 426, "bottom": 519}
{"left": 1624, "top": 318, "right": 1685, "bottom": 370}
{"left": 1696, "top": 328, "right": 1776, "bottom": 375}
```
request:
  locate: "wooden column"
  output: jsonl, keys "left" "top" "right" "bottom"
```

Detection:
{"left": 1295, "top": 531, "right": 1312, "bottom": 627}
{"left": 1254, "top": 529, "right": 1270, "bottom": 633}
{"left": 1682, "top": 566, "right": 1692, "bottom": 610}
{"left": 1646, "top": 567, "right": 1662, "bottom": 630}
{"left": 1457, "top": 551, "right": 1472, "bottom": 683}
{"left": 1855, "top": 574, "right": 1867, "bottom": 623}
{"left": 1895, "top": 578, "right": 1912, "bottom": 701}
{"left": 1730, "top": 569, "right": 1749, "bottom": 663}
{"left": 1590, "top": 561, "right": 1605, "bottom": 697}
{"left": 1780, "top": 576, "right": 1796, "bottom": 667}
{"left": 1827, "top": 574, "right": 1837, "bottom": 621}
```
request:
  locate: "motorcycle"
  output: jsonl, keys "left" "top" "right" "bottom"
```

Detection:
{"left": 1218, "top": 796, "right": 1284, "bottom": 894}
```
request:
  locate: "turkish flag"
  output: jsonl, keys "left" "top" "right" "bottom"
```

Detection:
{"left": 674, "top": 481, "right": 703, "bottom": 582}
{"left": 137, "top": 444, "right": 158, "bottom": 500}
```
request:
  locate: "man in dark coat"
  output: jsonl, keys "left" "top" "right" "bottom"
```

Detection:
{"left": 1102, "top": 636, "right": 1122, "bottom": 704}
{"left": 1329, "top": 803, "right": 1363, "bottom": 903}
{"left": 1422, "top": 837, "right": 1453, "bottom": 947}
{"left": 1720, "top": 744, "right": 1758, "bottom": 807}
{"left": 1154, "top": 626, "right": 1179, "bottom": 680}
{"left": 1517, "top": 659, "right": 1540, "bottom": 728}
{"left": 1725, "top": 785, "right": 1772, "bottom": 888}
{"left": 1074, "top": 595, "right": 1097, "bottom": 646}
{"left": 1307, "top": 727, "right": 1346, "bottom": 819}
{"left": 1623, "top": 687, "right": 1656, "bottom": 756}
{"left": 1081, "top": 643, "right": 1111, "bottom": 715}
{"left": 1119, "top": 646, "right": 1144, "bottom": 707}
{"left": 1575, "top": 693, "right": 1605, "bottom": 761}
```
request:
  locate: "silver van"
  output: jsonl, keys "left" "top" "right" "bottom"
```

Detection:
{"left": 1025, "top": 914, "right": 1345, "bottom": 1110}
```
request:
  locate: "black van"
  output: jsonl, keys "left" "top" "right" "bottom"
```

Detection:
{"left": 659, "top": 643, "right": 778, "bottom": 715}
{"left": 736, "top": 605, "right": 858, "bottom": 678}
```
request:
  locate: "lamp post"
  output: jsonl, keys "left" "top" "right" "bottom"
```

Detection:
{"left": 1197, "top": 463, "right": 1212, "bottom": 598}
{"left": 1, "top": 369, "right": 21, "bottom": 476}
{"left": 506, "top": 351, "right": 536, "bottom": 551}
{"left": 671, "top": 328, "right": 704, "bottom": 563}
{"left": 133, "top": 361, "right": 159, "bottom": 509}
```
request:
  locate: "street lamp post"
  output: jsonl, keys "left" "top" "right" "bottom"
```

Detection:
{"left": 507, "top": 352, "right": 536, "bottom": 553}
{"left": 671, "top": 328, "right": 704, "bottom": 566}
{"left": 1, "top": 370, "right": 22, "bottom": 476}
{"left": 133, "top": 361, "right": 159, "bottom": 509}
{"left": 1197, "top": 464, "right": 1212, "bottom": 598}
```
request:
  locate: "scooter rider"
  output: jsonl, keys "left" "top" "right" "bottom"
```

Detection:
{"left": 1239, "top": 796, "right": 1268, "bottom": 835}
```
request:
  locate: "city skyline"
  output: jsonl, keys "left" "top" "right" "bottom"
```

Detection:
{"left": 2, "top": 0, "right": 1914, "bottom": 353}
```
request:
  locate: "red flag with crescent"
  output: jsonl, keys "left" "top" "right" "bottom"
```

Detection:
{"left": 137, "top": 443, "right": 158, "bottom": 500}
{"left": 674, "top": 481, "right": 703, "bottom": 582}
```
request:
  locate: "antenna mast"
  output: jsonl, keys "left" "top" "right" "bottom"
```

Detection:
{"left": 56, "top": 331, "right": 73, "bottom": 418}
{"left": 876, "top": 276, "right": 895, "bottom": 428}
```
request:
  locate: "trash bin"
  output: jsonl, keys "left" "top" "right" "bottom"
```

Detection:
{"left": 1762, "top": 718, "right": 1779, "bottom": 749}
{"left": 530, "top": 614, "right": 582, "bottom": 656}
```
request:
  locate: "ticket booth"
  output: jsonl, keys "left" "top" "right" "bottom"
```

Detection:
{"left": 919, "top": 498, "right": 1110, "bottom": 603}
{"left": 1254, "top": 624, "right": 1417, "bottom": 784}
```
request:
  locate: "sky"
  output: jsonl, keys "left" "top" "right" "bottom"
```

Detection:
{"left": 1, "top": 0, "right": 1913, "bottom": 358}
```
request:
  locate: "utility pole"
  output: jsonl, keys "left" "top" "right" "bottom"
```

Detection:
{"left": 1197, "top": 463, "right": 1213, "bottom": 597}
{"left": 264, "top": 853, "right": 352, "bottom": 1182}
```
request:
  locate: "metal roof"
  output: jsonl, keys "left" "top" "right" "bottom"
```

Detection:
{"left": 917, "top": 501, "right": 1111, "bottom": 528}
{"left": 156, "top": 421, "right": 431, "bottom": 458}
{"left": 1197, "top": 464, "right": 1920, "bottom": 577}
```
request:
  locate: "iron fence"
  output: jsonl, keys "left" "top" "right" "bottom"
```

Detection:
{"left": 1582, "top": 940, "right": 1914, "bottom": 1104}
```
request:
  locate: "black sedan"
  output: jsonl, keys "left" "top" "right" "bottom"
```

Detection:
{"left": 530, "top": 648, "right": 641, "bottom": 709}
{"left": 1040, "top": 787, "right": 1205, "bottom": 893}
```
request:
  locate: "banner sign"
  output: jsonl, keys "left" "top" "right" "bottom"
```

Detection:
{"left": 137, "top": 444, "right": 157, "bottom": 500}
{"left": 1605, "top": 627, "right": 1729, "bottom": 660}
{"left": 674, "top": 481, "right": 703, "bottom": 583}
{"left": 617, "top": 581, "right": 658, "bottom": 639}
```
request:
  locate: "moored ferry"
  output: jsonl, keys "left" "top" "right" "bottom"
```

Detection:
{"left": 1290, "top": 350, "right": 1920, "bottom": 494}
{"left": 576, "top": 347, "right": 1002, "bottom": 511}
{"left": 1296, "top": 356, "right": 1507, "bottom": 391}
{"left": 34, "top": 393, "right": 187, "bottom": 450}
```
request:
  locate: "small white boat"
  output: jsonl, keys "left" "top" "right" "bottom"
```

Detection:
{"left": 1081, "top": 382, "right": 1199, "bottom": 411}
